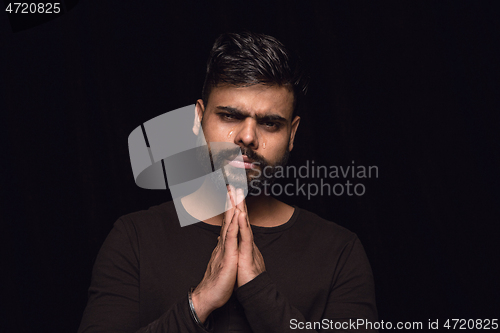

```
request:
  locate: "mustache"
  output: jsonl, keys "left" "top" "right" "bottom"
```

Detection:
{"left": 210, "top": 146, "right": 269, "bottom": 168}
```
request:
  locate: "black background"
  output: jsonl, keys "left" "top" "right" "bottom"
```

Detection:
{"left": 2, "top": 1, "right": 499, "bottom": 332}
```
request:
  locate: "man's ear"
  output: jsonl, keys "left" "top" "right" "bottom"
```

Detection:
{"left": 288, "top": 116, "right": 301, "bottom": 151}
{"left": 193, "top": 99, "right": 205, "bottom": 135}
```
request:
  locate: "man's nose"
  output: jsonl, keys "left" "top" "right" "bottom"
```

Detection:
{"left": 233, "top": 118, "right": 259, "bottom": 150}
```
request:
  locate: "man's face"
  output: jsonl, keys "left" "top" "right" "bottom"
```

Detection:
{"left": 195, "top": 84, "right": 300, "bottom": 192}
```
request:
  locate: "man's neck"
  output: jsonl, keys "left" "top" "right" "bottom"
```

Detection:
{"left": 181, "top": 179, "right": 294, "bottom": 227}
{"left": 202, "top": 194, "right": 293, "bottom": 228}
{"left": 244, "top": 194, "right": 292, "bottom": 227}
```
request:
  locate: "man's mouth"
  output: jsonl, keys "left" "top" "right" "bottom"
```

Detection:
{"left": 227, "top": 155, "right": 258, "bottom": 169}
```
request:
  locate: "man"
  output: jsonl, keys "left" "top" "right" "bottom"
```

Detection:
{"left": 78, "top": 32, "right": 378, "bottom": 332}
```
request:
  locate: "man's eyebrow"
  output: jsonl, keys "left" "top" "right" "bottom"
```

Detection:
{"left": 216, "top": 106, "right": 288, "bottom": 122}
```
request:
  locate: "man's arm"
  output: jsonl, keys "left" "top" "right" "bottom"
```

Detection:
{"left": 235, "top": 236, "right": 378, "bottom": 332}
{"left": 190, "top": 194, "right": 240, "bottom": 323}
{"left": 233, "top": 189, "right": 378, "bottom": 332}
{"left": 78, "top": 189, "right": 245, "bottom": 333}
{"left": 77, "top": 217, "right": 213, "bottom": 333}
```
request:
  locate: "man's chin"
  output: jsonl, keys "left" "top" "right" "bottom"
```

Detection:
{"left": 216, "top": 165, "right": 273, "bottom": 194}
{"left": 223, "top": 175, "right": 250, "bottom": 191}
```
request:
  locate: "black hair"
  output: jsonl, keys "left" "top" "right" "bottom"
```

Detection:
{"left": 201, "top": 32, "right": 309, "bottom": 118}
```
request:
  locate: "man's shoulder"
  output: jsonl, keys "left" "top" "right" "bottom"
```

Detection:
{"left": 116, "top": 200, "right": 182, "bottom": 232}
{"left": 119, "top": 200, "right": 175, "bottom": 219}
{"left": 294, "top": 206, "right": 358, "bottom": 244}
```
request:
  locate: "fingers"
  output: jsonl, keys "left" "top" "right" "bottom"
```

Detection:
{"left": 225, "top": 208, "right": 240, "bottom": 253}
{"left": 234, "top": 188, "right": 251, "bottom": 254}
{"left": 227, "top": 185, "right": 236, "bottom": 207}
{"left": 238, "top": 210, "right": 254, "bottom": 255}
{"left": 221, "top": 192, "right": 235, "bottom": 241}
{"left": 221, "top": 185, "right": 241, "bottom": 242}
{"left": 235, "top": 188, "right": 247, "bottom": 216}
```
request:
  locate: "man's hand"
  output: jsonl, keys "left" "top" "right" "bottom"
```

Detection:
{"left": 191, "top": 190, "right": 240, "bottom": 323}
{"left": 192, "top": 187, "right": 266, "bottom": 322}
{"left": 235, "top": 188, "right": 266, "bottom": 288}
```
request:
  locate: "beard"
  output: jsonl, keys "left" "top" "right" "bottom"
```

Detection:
{"left": 212, "top": 144, "right": 290, "bottom": 195}
{"left": 195, "top": 126, "right": 290, "bottom": 195}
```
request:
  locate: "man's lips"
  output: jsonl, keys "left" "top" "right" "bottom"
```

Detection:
{"left": 227, "top": 155, "right": 258, "bottom": 169}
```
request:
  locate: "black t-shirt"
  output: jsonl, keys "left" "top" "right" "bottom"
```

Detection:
{"left": 78, "top": 201, "right": 378, "bottom": 332}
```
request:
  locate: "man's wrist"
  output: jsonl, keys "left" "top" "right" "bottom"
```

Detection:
{"left": 236, "top": 271, "right": 272, "bottom": 302}
{"left": 189, "top": 288, "right": 213, "bottom": 324}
